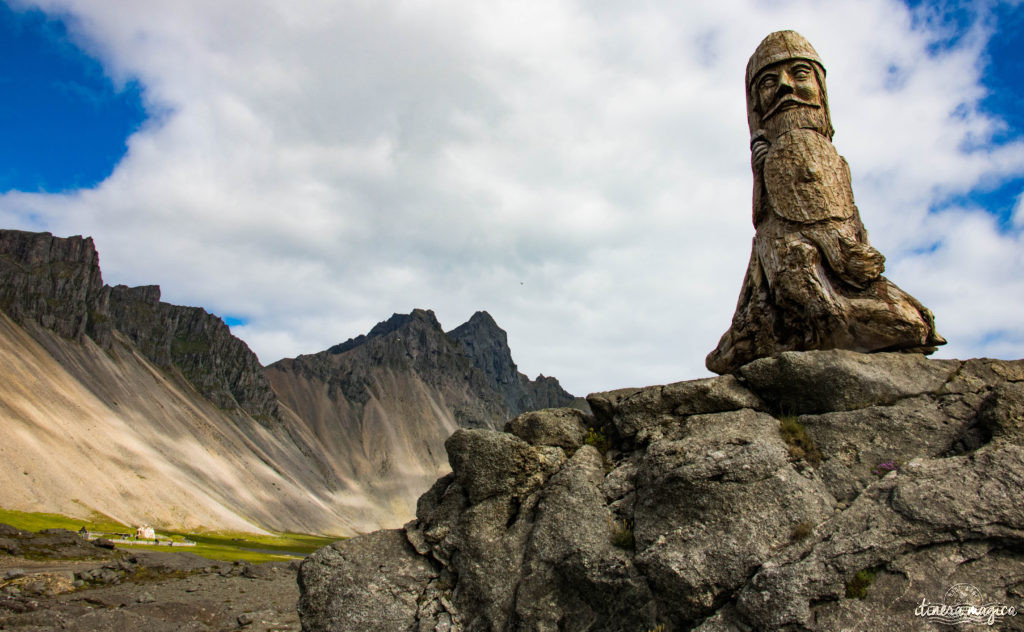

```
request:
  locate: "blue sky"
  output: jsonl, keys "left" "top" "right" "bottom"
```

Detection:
{"left": 906, "top": 0, "right": 1024, "bottom": 227}
{"left": 0, "top": 2, "right": 145, "bottom": 192}
{"left": 0, "top": 0, "right": 1022, "bottom": 394}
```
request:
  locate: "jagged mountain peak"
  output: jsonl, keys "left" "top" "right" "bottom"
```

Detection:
{"left": 327, "top": 308, "right": 442, "bottom": 355}
{"left": 448, "top": 310, "right": 509, "bottom": 354}
{"left": 448, "top": 311, "right": 517, "bottom": 383}
{"left": 464, "top": 310, "right": 499, "bottom": 327}
{"left": 367, "top": 308, "right": 442, "bottom": 338}
{"left": 446, "top": 310, "right": 580, "bottom": 416}
{"left": 450, "top": 309, "right": 502, "bottom": 334}
{"left": 0, "top": 229, "right": 110, "bottom": 345}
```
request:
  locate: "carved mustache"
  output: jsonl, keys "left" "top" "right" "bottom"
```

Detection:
{"left": 762, "top": 95, "right": 820, "bottom": 121}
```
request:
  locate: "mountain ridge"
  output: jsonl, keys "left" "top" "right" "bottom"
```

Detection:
{"left": 0, "top": 228, "right": 580, "bottom": 535}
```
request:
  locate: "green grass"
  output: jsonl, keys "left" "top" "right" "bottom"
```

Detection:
{"left": 0, "top": 507, "right": 127, "bottom": 534}
{"left": 158, "top": 530, "right": 339, "bottom": 563}
{"left": 778, "top": 415, "right": 823, "bottom": 466}
{"left": 0, "top": 508, "right": 340, "bottom": 564}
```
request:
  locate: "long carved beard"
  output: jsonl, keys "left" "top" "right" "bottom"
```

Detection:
{"left": 761, "top": 105, "right": 829, "bottom": 143}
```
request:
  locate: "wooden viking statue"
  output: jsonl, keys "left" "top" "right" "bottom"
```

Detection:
{"left": 706, "top": 31, "right": 945, "bottom": 374}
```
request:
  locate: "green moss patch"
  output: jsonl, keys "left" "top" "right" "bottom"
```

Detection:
{"left": 845, "top": 568, "right": 877, "bottom": 600}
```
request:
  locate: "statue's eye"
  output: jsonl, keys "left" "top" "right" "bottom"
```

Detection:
{"left": 792, "top": 65, "right": 812, "bottom": 80}
{"left": 759, "top": 75, "right": 777, "bottom": 89}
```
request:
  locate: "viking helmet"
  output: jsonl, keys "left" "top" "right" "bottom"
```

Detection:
{"left": 746, "top": 30, "right": 824, "bottom": 90}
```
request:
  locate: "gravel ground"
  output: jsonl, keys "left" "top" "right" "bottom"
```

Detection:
{"left": 0, "top": 526, "right": 303, "bottom": 632}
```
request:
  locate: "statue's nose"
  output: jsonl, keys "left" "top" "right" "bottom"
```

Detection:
{"left": 777, "top": 72, "right": 795, "bottom": 94}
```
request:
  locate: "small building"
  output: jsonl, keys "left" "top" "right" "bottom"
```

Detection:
{"left": 135, "top": 525, "right": 155, "bottom": 540}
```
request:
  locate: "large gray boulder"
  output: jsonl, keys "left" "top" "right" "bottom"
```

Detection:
{"left": 504, "top": 407, "right": 590, "bottom": 450}
{"left": 634, "top": 409, "right": 834, "bottom": 627}
{"left": 444, "top": 429, "right": 566, "bottom": 504}
{"left": 738, "top": 349, "right": 960, "bottom": 413}
{"left": 298, "top": 530, "right": 441, "bottom": 631}
{"left": 300, "top": 352, "right": 1024, "bottom": 632}
{"left": 587, "top": 374, "right": 765, "bottom": 442}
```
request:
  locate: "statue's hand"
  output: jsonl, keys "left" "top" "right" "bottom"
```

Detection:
{"left": 751, "top": 139, "right": 770, "bottom": 173}
{"left": 842, "top": 240, "right": 885, "bottom": 287}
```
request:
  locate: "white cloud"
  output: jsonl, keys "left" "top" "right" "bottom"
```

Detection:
{"left": 1015, "top": 191, "right": 1024, "bottom": 229}
{"left": 3, "top": 0, "right": 1023, "bottom": 395}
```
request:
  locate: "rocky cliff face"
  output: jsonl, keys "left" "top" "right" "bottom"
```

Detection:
{"left": 448, "top": 310, "right": 580, "bottom": 414}
{"left": 299, "top": 350, "right": 1024, "bottom": 631}
{"left": 108, "top": 284, "right": 280, "bottom": 422}
{"left": 0, "top": 229, "right": 277, "bottom": 423}
{"left": 0, "top": 230, "right": 111, "bottom": 346}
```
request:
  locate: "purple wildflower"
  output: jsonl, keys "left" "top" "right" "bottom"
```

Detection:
{"left": 872, "top": 460, "right": 900, "bottom": 478}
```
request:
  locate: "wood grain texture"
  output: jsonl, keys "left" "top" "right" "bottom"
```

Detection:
{"left": 708, "top": 31, "right": 944, "bottom": 374}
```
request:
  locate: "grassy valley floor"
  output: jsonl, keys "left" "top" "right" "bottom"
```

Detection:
{"left": 0, "top": 507, "right": 338, "bottom": 563}
{"left": 0, "top": 508, "right": 343, "bottom": 631}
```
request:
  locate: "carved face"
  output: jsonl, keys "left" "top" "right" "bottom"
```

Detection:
{"left": 754, "top": 59, "right": 822, "bottom": 122}
{"left": 750, "top": 58, "right": 830, "bottom": 142}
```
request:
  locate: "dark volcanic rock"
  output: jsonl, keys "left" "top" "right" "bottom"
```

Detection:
{"left": 271, "top": 309, "right": 512, "bottom": 430}
{"left": 108, "top": 284, "right": 279, "bottom": 422}
{"left": 0, "top": 230, "right": 111, "bottom": 345}
{"left": 0, "top": 526, "right": 114, "bottom": 561}
{"left": 0, "top": 230, "right": 279, "bottom": 423}
{"left": 300, "top": 351, "right": 1024, "bottom": 632}
{"left": 445, "top": 429, "right": 566, "bottom": 504}
{"left": 449, "top": 310, "right": 581, "bottom": 415}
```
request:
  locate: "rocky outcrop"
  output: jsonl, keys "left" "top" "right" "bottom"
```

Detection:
{"left": 108, "top": 284, "right": 279, "bottom": 422}
{"left": 0, "top": 524, "right": 115, "bottom": 561}
{"left": 300, "top": 350, "right": 1024, "bottom": 631}
{"left": 0, "top": 230, "right": 110, "bottom": 346}
{"left": 448, "top": 311, "right": 580, "bottom": 415}
{"left": 525, "top": 373, "right": 586, "bottom": 412}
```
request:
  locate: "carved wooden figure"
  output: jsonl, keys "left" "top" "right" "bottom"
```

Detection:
{"left": 707, "top": 31, "right": 945, "bottom": 374}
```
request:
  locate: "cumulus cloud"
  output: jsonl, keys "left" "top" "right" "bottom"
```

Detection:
{"left": 2, "top": 0, "right": 1022, "bottom": 394}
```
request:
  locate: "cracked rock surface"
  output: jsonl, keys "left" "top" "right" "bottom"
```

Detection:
{"left": 299, "top": 350, "right": 1024, "bottom": 631}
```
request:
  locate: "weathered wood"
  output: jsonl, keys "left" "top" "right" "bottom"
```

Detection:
{"left": 707, "top": 31, "right": 944, "bottom": 375}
